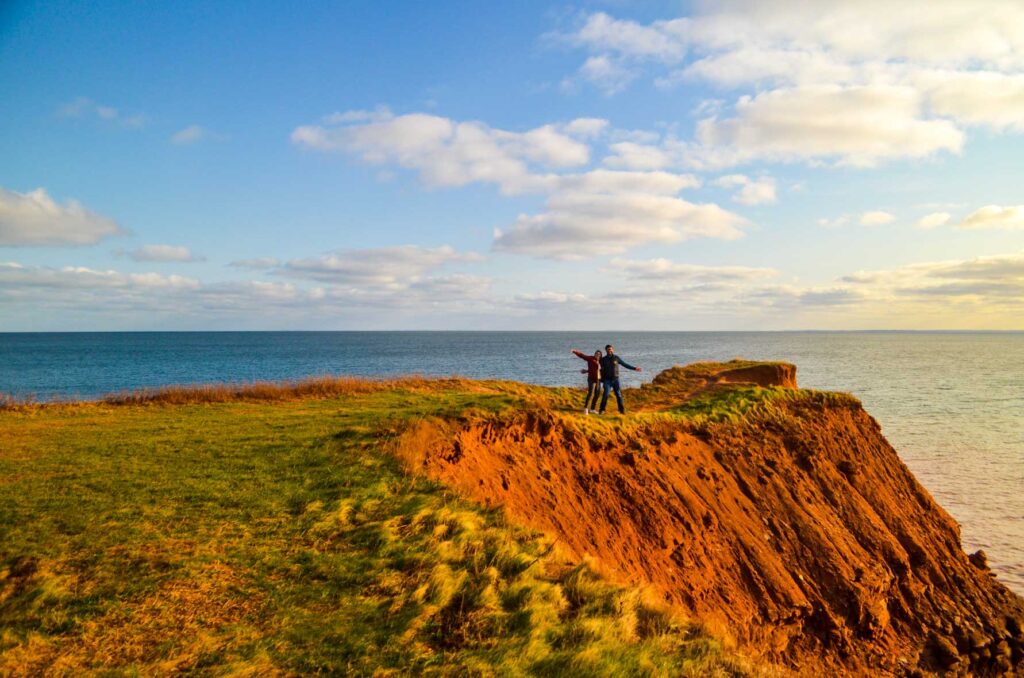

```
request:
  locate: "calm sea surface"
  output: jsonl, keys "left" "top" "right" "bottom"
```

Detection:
{"left": 2, "top": 331, "right": 1022, "bottom": 592}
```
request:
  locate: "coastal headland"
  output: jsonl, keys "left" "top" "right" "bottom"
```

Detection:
{"left": 2, "top": 361, "right": 1021, "bottom": 676}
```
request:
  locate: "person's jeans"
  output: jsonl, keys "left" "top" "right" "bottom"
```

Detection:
{"left": 599, "top": 378, "right": 624, "bottom": 413}
{"left": 584, "top": 380, "right": 601, "bottom": 409}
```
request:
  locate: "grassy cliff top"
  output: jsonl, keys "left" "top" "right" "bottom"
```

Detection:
{"left": 1, "top": 368, "right": 791, "bottom": 676}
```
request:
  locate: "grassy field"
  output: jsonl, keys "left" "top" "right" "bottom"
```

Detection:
{"left": 0, "top": 378, "right": 767, "bottom": 676}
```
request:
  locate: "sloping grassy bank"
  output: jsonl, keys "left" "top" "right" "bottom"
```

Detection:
{"left": 0, "top": 379, "right": 766, "bottom": 676}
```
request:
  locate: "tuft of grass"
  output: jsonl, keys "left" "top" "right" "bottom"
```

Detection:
{"left": 670, "top": 386, "right": 790, "bottom": 423}
{"left": 0, "top": 382, "right": 770, "bottom": 676}
{"left": 666, "top": 385, "right": 860, "bottom": 426}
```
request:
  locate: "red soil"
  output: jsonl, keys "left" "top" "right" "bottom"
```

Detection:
{"left": 395, "top": 362, "right": 1024, "bottom": 676}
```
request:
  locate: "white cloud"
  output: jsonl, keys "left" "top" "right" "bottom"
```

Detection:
{"left": 693, "top": 1, "right": 1024, "bottom": 70}
{"left": 57, "top": 97, "right": 146, "bottom": 128}
{"left": 672, "top": 46, "right": 856, "bottom": 89}
{"left": 487, "top": 169, "right": 726, "bottom": 259}
{"left": 0, "top": 251, "right": 496, "bottom": 323}
{"left": 913, "top": 70, "right": 1024, "bottom": 131}
{"left": 569, "top": 12, "right": 689, "bottom": 62}
{"left": 170, "top": 124, "right": 222, "bottom": 145}
{"left": 957, "top": 205, "right": 1024, "bottom": 231}
{"left": 321, "top": 107, "right": 393, "bottom": 124}
{"left": 562, "top": 2, "right": 1024, "bottom": 167}
{"left": 228, "top": 257, "right": 281, "bottom": 269}
{"left": 915, "top": 212, "right": 951, "bottom": 229}
{"left": 408, "top": 273, "right": 492, "bottom": 301}
{"left": 293, "top": 109, "right": 740, "bottom": 260}
{"left": 562, "top": 118, "right": 609, "bottom": 138}
{"left": 820, "top": 211, "right": 896, "bottom": 228}
{"left": 0, "top": 187, "right": 124, "bottom": 247}
{"left": 860, "top": 210, "right": 896, "bottom": 226}
{"left": 516, "top": 250, "right": 1024, "bottom": 327}
{"left": 817, "top": 215, "right": 851, "bottom": 229}
{"left": 568, "top": 2, "right": 1024, "bottom": 74}
{"left": 0, "top": 262, "right": 199, "bottom": 291}
{"left": 841, "top": 251, "right": 1024, "bottom": 303}
{"left": 291, "top": 112, "right": 594, "bottom": 195}
{"left": 603, "top": 142, "right": 671, "bottom": 171}
{"left": 279, "top": 245, "right": 479, "bottom": 287}
{"left": 607, "top": 258, "right": 776, "bottom": 282}
{"left": 713, "top": 174, "right": 777, "bottom": 205}
{"left": 695, "top": 85, "right": 964, "bottom": 167}
{"left": 555, "top": 169, "right": 700, "bottom": 195}
{"left": 576, "top": 55, "right": 637, "bottom": 95}
{"left": 493, "top": 191, "right": 746, "bottom": 259}
{"left": 126, "top": 244, "right": 200, "bottom": 262}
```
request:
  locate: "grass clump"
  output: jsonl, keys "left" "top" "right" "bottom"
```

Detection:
{"left": 671, "top": 386, "right": 791, "bottom": 424}
{"left": 0, "top": 382, "right": 764, "bottom": 676}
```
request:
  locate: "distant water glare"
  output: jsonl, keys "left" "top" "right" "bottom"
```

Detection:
{"left": 2, "top": 331, "right": 1021, "bottom": 592}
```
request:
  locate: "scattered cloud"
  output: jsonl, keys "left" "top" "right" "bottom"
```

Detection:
{"left": 124, "top": 244, "right": 201, "bottom": 262}
{"left": 277, "top": 245, "right": 479, "bottom": 286}
{"left": 860, "top": 210, "right": 896, "bottom": 226}
{"left": 492, "top": 191, "right": 746, "bottom": 259}
{"left": 713, "top": 174, "right": 777, "bottom": 205}
{"left": 554, "top": 169, "right": 700, "bottom": 195}
{"left": 817, "top": 215, "right": 851, "bottom": 229}
{"left": 321, "top": 107, "right": 394, "bottom": 125}
{"left": 0, "top": 262, "right": 199, "bottom": 292}
{"left": 0, "top": 187, "right": 125, "bottom": 247}
{"left": 57, "top": 97, "right": 146, "bottom": 128}
{"left": 956, "top": 205, "right": 1024, "bottom": 231}
{"left": 170, "top": 124, "right": 223, "bottom": 145}
{"left": 567, "top": 12, "right": 689, "bottom": 62}
{"left": 915, "top": 212, "right": 951, "bottom": 229}
{"left": 602, "top": 141, "right": 672, "bottom": 171}
{"left": 292, "top": 111, "right": 600, "bottom": 195}
{"left": 913, "top": 70, "right": 1024, "bottom": 132}
{"left": 694, "top": 85, "right": 963, "bottom": 167}
{"left": 294, "top": 110, "right": 746, "bottom": 259}
{"left": 574, "top": 55, "right": 638, "bottom": 95}
{"left": 841, "top": 252, "right": 1024, "bottom": 304}
{"left": 562, "top": 118, "right": 609, "bottom": 138}
{"left": 560, "top": 2, "right": 1024, "bottom": 168}
{"left": 669, "top": 45, "right": 855, "bottom": 89}
{"left": 512, "top": 291, "right": 588, "bottom": 309}
{"left": 228, "top": 257, "right": 281, "bottom": 270}
{"left": 607, "top": 258, "right": 776, "bottom": 282}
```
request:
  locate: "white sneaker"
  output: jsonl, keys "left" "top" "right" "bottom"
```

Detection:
{"left": 584, "top": 408, "right": 590, "bottom": 415}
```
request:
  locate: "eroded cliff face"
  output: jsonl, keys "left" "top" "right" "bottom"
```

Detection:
{"left": 394, "top": 362, "right": 1024, "bottom": 676}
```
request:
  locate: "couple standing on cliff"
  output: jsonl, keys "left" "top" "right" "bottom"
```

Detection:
{"left": 571, "top": 345, "right": 642, "bottom": 415}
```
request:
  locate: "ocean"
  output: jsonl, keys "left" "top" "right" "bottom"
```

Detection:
{"left": 1, "top": 330, "right": 1021, "bottom": 593}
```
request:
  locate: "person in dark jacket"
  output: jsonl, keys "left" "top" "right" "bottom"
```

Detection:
{"left": 571, "top": 349, "right": 602, "bottom": 414}
{"left": 598, "top": 344, "right": 641, "bottom": 414}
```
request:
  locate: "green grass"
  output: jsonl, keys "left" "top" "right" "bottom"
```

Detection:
{"left": 667, "top": 384, "right": 861, "bottom": 426}
{"left": 0, "top": 381, "right": 766, "bottom": 676}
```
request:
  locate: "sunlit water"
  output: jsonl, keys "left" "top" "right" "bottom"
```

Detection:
{"left": 2, "top": 331, "right": 1021, "bottom": 592}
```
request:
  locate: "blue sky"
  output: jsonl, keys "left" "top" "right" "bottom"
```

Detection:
{"left": 2, "top": 0, "right": 1023, "bottom": 330}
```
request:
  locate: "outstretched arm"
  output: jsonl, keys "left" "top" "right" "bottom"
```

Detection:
{"left": 616, "top": 356, "right": 641, "bottom": 371}
{"left": 571, "top": 349, "right": 588, "bottom": 361}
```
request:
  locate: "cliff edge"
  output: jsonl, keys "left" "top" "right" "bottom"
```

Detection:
{"left": 396, "top": 361, "right": 1024, "bottom": 676}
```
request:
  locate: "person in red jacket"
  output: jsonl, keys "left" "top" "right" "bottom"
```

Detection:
{"left": 571, "top": 348, "right": 602, "bottom": 414}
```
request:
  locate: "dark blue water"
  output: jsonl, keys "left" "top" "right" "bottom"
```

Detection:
{"left": 1, "top": 331, "right": 1022, "bottom": 592}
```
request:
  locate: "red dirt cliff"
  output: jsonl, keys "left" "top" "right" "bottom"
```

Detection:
{"left": 395, "top": 361, "right": 1024, "bottom": 676}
